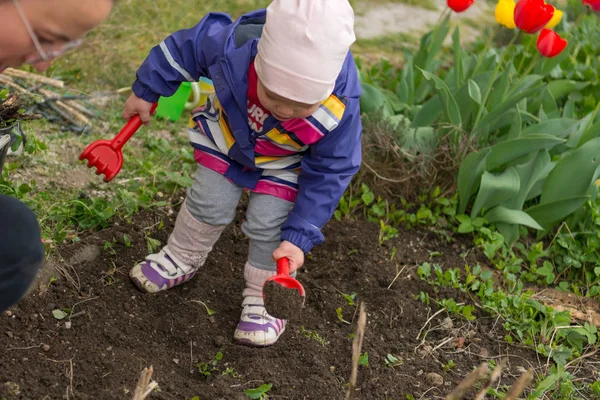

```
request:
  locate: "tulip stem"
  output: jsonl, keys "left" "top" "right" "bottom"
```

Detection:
{"left": 472, "top": 26, "right": 501, "bottom": 77}
{"left": 435, "top": 7, "right": 452, "bottom": 27}
{"left": 472, "top": 31, "right": 520, "bottom": 131}
{"left": 521, "top": 52, "right": 541, "bottom": 77}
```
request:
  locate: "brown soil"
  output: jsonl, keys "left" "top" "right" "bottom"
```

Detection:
{"left": 263, "top": 281, "right": 305, "bottom": 321}
{"left": 0, "top": 201, "right": 541, "bottom": 400}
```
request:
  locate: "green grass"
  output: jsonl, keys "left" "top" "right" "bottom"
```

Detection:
{"left": 47, "top": 0, "right": 271, "bottom": 92}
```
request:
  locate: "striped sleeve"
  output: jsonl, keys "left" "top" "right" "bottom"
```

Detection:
{"left": 280, "top": 95, "right": 347, "bottom": 145}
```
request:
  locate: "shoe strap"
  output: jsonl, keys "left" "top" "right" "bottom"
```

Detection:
{"left": 145, "top": 247, "right": 193, "bottom": 276}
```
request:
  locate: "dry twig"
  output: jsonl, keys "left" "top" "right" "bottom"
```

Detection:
{"left": 2, "top": 67, "right": 64, "bottom": 88}
{"left": 346, "top": 302, "right": 367, "bottom": 400}
{"left": 474, "top": 358, "right": 507, "bottom": 400}
{"left": 445, "top": 363, "right": 489, "bottom": 400}
{"left": 132, "top": 366, "right": 158, "bottom": 400}
{"left": 38, "top": 88, "right": 90, "bottom": 125}
{"left": 504, "top": 369, "right": 534, "bottom": 400}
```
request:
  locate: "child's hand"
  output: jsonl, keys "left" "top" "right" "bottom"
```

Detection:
{"left": 272, "top": 241, "right": 304, "bottom": 273}
{"left": 123, "top": 94, "right": 154, "bottom": 125}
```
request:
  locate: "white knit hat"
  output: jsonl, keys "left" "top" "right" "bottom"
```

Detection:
{"left": 255, "top": 0, "right": 356, "bottom": 105}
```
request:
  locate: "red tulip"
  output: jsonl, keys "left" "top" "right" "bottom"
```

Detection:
{"left": 536, "top": 29, "right": 568, "bottom": 57}
{"left": 514, "top": 0, "right": 555, "bottom": 34}
{"left": 447, "top": 0, "right": 475, "bottom": 12}
{"left": 583, "top": 0, "right": 600, "bottom": 11}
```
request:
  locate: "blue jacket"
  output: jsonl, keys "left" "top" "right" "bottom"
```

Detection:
{"left": 132, "top": 9, "right": 362, "bottom": 253}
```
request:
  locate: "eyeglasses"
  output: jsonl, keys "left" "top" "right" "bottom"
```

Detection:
{"left": 12, "top": 0, "right": 82, "bottom": 64}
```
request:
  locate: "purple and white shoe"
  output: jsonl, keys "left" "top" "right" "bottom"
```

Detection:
{"left": 234, "top": 296, "right": 286, "bottom": 347}
{"left": 129, "top": 246, "right": 197, "bottom": 293}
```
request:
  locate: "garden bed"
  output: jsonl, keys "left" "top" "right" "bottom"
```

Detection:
{"left": 0, "top": 200, "right": 541, "bottom": 399}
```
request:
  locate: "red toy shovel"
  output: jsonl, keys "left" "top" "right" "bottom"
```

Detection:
{"left": 80, "top": 103, "right": 158, "bottom": 182}
{"left": 262, "top": 257, "right": 306, "bottom": 320}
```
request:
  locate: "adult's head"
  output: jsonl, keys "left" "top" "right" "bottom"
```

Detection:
{"left": 0, "top": 0, "right": 113, "bottom": 71}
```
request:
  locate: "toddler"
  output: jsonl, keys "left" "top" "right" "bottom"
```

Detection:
{"left": 123, "top": 0, "right": 362, "bottom": 347}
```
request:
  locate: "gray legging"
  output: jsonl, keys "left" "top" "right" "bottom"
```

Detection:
{"left": 185, "top": 165, "right": 294, "bottom": 271}
{"left": 0, "top": 195, "right": 44, "bottom": 312}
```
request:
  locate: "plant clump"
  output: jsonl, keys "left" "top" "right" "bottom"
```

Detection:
{"left": 0, "top": 90, "right": 40, "bottom": 129}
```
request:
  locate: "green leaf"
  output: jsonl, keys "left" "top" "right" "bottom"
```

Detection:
{"left": 568, "top": 113, "right": 595, "bottom": 148}
{"left": 484, "top": 206, "right": 544, "bottom": 230}
{"left": 563, "top": 99, "right": 575, "bottom": 119}
{"left": 419, "top": 68, "right": 462, "bottom": 126}
{"left": 513, "top": 150, "right": 553, "bottom": 207}
{"left": 577, "top": 120, "right": 600, "bottom": 147}
{"left": 470, "top": 168, "right": 520, "bottom": 217}
{"left": 414, "top": 15, "right": 450, "bottom": 74}
{"left": 359, "top": 82, "right": 394, "bottom": 117}
{"left": 398, "top": 56, "right": 415, "bottom": 105}
{"left": 506, "top": 107, "right": 523, "bottom": 140}
{"left": 547, "top": 79, "right": 590, "bottom": 99}
{"left": 244, "top": 384, "right": 273, "bottom": 399}
{"left": 520, "top": 119, "right": 580, "bottom": 139}
{"left": 487, "top": 67, "right": 511, "bottom": 108}
{"left": 411, "top": 96, "right": 442, "bottom": 127}
{"left": 475, "top": 79, "right": 544, "bottom": 131}
{"left": 457, "top": 149, "right": 491, "bottom": 214}
{"left": 496, "top": 223, "right": 519, "bottom": 245}
{"left": 539, "top": 86, "right": 558, "bottom": 117}
{"left": 525, "top": 196, "right": 589, "bottom": 231}
{"left": 52, "top": 309, "right": 68, "bottom": 320}
{"left": 485, "top": 134, "right": 564, "bottom": 171}
{"left": 359, "top": 352, "right": 369, "bottom": 366}
{"left": 452, "top": 27, "right": 464, "bottom": 89}
{"left": 418, "top": 262, "right": 432, "bottom": 278}
{"left": 401, "top": 126, "right": 436, "bottom": 155}
{"left": 540, "top": 137, "right": 600, "bottom": 205}
{"left": 361, "top": 191, "right": 375, "bottom": 206}
{"left": 467, "top": 79, "right": 481, "bottom": 105}
{"left": 537, "top": 262, "right": 554, "bottom": 276}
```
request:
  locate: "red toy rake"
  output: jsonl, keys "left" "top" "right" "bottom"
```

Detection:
{"left": 80, "top": 103, "right": 158, "bottom": 182}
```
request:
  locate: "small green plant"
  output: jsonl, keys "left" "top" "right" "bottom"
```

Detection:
{"left": 384, "top": 353, "right": 402, "bottom": 368}
{"left": 443, "top": 360, "right": 456, "bottom": 372}
{"left": 47, "top": 276, "right": 57, "bottom": 287}
{"left": 122, "top": 234, "right": 132, "bottom": 247}
{"left": 358, "top": 352, "right": 369, "bottom": 367}
{"left": 589, "top": 380, "right": 600, "bottom": 396}
{"left": 244, "top": 383, "right": 272, "bottom": 399}
{"left": 378, "top": 220, "right": 399, "bottom": 245}
{"left": 418, "top": 262, "right": 598, "bottom": 366}
{"left": 196, "top": 351, "right": 223, "bottom": 377}
{"left": 301, "top": 327, "right": 329, "bottom": 347}
{"left": 222, "top": 367, "right": 243, "bottom": 379}
{"left": 146, "top": 236, "right": 161, "bottom": 254}
{"left": 336, "top": 307, "right": 351, "bottom": 324}
{"left": 340, "top": 292, "right": 356, "bottom": 306}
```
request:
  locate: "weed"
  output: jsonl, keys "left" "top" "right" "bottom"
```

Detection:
{"left": 122, "top": 234, "right": 132, "bottom": 247}
{"left": 358, "top": 352, "right": 369, "bottom": 367}
{"left": 146, "top": 236, "right": 161, "bottom": 254}
{"left": 300, "top": 327, "right": 330, "bottom": 347}
{"left": 384, "top": 353, "right": 402, "bottom": 368}
{"left": 195, "top": 351, "right": 223, "bottom": 377}
{"left": 418, "top": 262, "right": 598, "bottom": 367}
{"left": 336, "top": 307, "right": 351, "bottom": 325}
{"left": 222, "top": 367, "right": 243, "bottom": 379}
{"left": 443, "top": 360, "right": 456, "bottom": 373}
{"left": 244, "top": 383, "right": 272, "bottom": 400}
{"left": 340, "top": 292, "right": 357, "bottom": 306}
